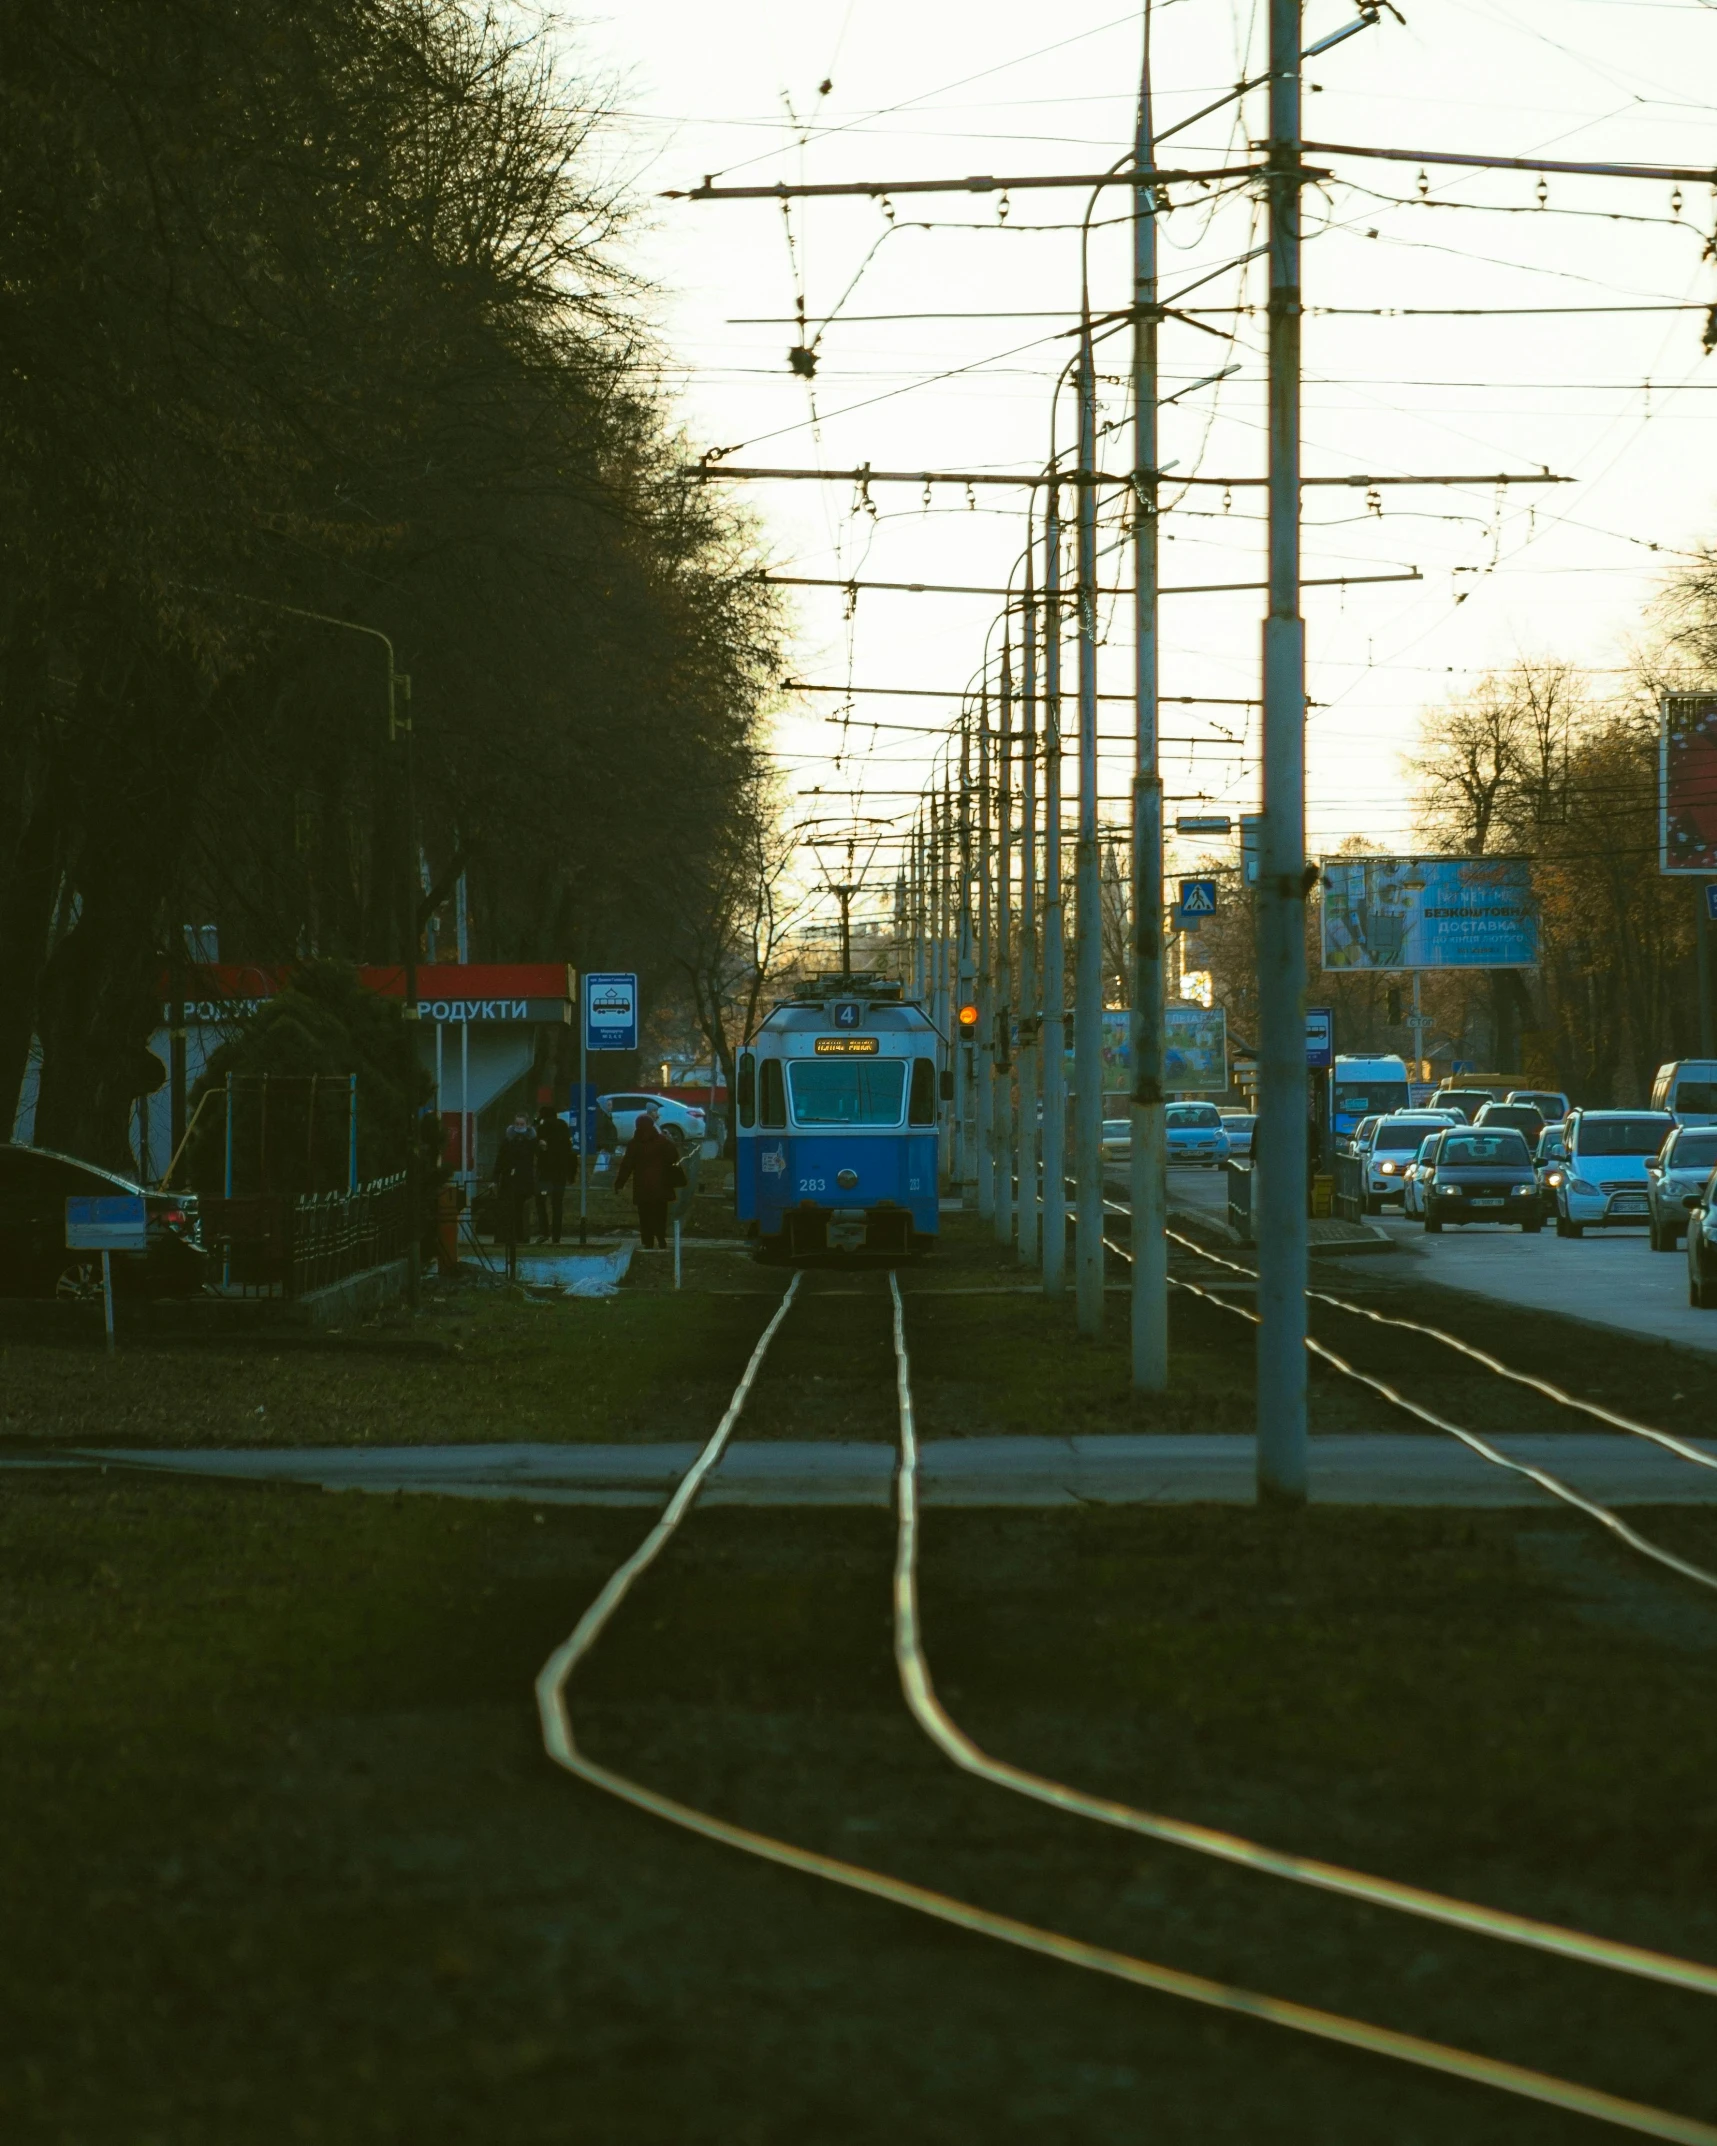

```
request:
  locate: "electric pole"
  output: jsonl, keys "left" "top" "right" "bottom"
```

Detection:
{"left": 996, "top": 637, "right": 1015, "bottom": 1248}
{"left": 1073, "top": 328, "right": 1105, "bottom": 1337}
{"left": 1041, "top": 485, "right": 1068, "bottom": 1296}
{"left": 1018, "top": 550, "right": 1040, "bottom": 1270}
{"left": 1131, "top": 8, "right": 1169, "bottom": 1392}
{"left": 1256, "top": 0, "right": 1309, "bottom": 1504}
{"left": 977, "top": 692, "right": 995, "bottom": 1220}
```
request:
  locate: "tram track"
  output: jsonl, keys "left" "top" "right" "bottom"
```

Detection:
{"left": 1095, "top": 1188, "right": 1717, "bottom": 1595}
{"left": 539, "top": 1261, "right": 1717, "bottom": 2143}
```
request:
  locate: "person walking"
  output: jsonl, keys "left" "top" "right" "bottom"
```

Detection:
{"left": 495, "top": 1108, "right": 538, "bottom": 1269}
{"left": 614, "top": 1104, "right": 677, "bottom": 1250}
{"left": 536, "top": 1104, "right": 576, "bottom": 1244}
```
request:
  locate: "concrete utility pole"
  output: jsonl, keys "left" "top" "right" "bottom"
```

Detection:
{"left": 1018, "top": 547, "right": 1041, "bottom": 1269}
{"left": 996, "top": 639, "right": 1015, "bottom": 1248}
{"left": 1041, "top": 485, "right": 1068, "bottom": 1295}
{"left": 957, "top": 730, "right": 977, "bottom": 1196}
{"left": 977, "top": 693, "right": 995, "bottom": 1220}
{"left": 1131, "top": 9, "right": 1169, "bottom": 1391}
{"left": 1073, "top": 329, "right": 1105, "bottom": 1336}
{"left": 1256, "top": 0, "right": 1309, "bottom": 1504}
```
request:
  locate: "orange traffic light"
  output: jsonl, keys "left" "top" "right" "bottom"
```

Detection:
{"left": 957, "top": 1003, "right": 979, "bottom": 1040}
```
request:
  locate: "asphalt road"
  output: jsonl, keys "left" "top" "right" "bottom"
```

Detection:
{"left": 1167, "top": 1162, "right": 1717, "bottom": 1358}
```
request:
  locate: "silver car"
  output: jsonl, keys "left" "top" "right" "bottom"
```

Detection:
{"left": 1645, "top": 1123, "right": 1717, "bottom": 1251}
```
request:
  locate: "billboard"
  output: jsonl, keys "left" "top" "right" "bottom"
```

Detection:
{"left": 1319, "top": 855, "right": 1537, "bottom": 970}
{"left": 1085, "top": 1007, "right": 1228, "bottom": 1094}
{"left": 1661, "top": 693, "right": 1717, "bottom": 874}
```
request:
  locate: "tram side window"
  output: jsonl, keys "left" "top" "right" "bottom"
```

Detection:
{"left": 737, "top": 1051, "right": 756, "bottom": 1129}
{"left": 909, "top": 1057, "right": 937, "bottom": 1125}
{"left": 760, "top": 1057, "right": 787, "bottom": 1127}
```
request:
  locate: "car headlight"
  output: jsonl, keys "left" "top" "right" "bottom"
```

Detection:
{"left": 1435, "top": 1183, "right": 1460, "bottom": 1197}
{"left": 1566, "top": 1175, "right": 1597, "bottom": 1195}
{"left": 1510, "top": 1184, "right": 1534, "bottom": 1195}
{"left": 1378, "top": 1161, "right": 1399, "bottom": 1175}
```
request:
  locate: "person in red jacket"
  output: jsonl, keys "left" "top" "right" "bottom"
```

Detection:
{"left": 614, "top": 1106, "right": 677, "bottom": 1249}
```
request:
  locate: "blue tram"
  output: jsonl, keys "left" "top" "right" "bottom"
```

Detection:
{"left": 735, "top": 979, "right": 944, "bottom": 1258}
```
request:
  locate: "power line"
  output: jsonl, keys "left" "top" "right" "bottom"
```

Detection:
{"left": 780, "top": 681, "right": 1261, "bottom": 704}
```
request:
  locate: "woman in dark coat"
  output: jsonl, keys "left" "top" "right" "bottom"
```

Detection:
{"left": 613, "top": 1109, "right": 677, "bottom": 1249}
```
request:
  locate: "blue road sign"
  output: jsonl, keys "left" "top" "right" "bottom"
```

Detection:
{"left": 1179, "top": 877, "right": 1218, "bottom": 918}
{"left": 65, "top": 1194, "right": 148, "bottom": 1252}
{"left": 1305, "top": 1008, "right": 1334, "bottom": 1069}
{"left": 583, "top": 972, "right": 638, "bottom": 1052}
{"left": 1705, "top": 884, "right": 1717, "bottom": 924}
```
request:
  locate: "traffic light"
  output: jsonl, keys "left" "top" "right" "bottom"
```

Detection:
{"left": 957, "top": 1002, "right": 979, "bottom": 1043}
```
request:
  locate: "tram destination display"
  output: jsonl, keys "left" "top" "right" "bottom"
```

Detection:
{"left": 814, "top": 1035, "right": 880, "bottom": 1055}
{"left": 1320, "top": 855, "right": 1538, "bottom": 970}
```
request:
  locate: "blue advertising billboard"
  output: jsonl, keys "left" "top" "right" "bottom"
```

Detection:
{"left": 1319, "top": 856, "right": 1537, "bottom": 971}
{"left": 1091, "top": 1007, "right": 1228, "bottom": 1093}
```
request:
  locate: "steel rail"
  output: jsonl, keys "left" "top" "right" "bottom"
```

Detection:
{"left": 1097, "top": 1213, "right": 1717, "bottom": 1593}
{"left": 1165, "top": 1221, "right": 1717, "bottom": 1472}
{"left": 534, "top": 1270, "right": 1717, "bottom": 2143}
{"left": 887, "top": 1273, "right": 1717, "bottom": 2000}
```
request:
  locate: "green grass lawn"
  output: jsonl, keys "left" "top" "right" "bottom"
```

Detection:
{"left": 4, "top": 1472, "right": 1717, "bottom": 2143}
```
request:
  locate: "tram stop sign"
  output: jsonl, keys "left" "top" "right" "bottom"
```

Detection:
{"left": 583, "top": 972, "right": 638, "bottom": 1052}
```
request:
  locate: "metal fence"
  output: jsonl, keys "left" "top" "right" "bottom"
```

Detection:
{"left": 198, "top": 1174, "right": 410, "bottom": 1298}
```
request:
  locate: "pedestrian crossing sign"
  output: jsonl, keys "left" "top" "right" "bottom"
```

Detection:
{"left": 1179, "top": 877, "right": 1218, "bottom": 917}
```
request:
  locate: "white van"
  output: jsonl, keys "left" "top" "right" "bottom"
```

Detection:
{"left": 1332, "top": 1054, "right": 1410, "bottom": 1139}
{"left": 1650, "top": 1061, "right": 1717, "bottom": 1127}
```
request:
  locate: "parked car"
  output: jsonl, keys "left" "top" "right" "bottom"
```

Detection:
{"left": 1552, "top": 1109, "right": 1674, "bottom": 1237}
{"left": 1688, "top": 1178, "right": 1717, "bottom": 1306}
{"left": 1165, "top": 1101, "right": 1229, "bottom": 1166}
{"left": 1508, "top": 1088, "right": 1569, "bottom": 1125}
{"left": 1419, "top": 1127, "right": 1542, "bottom": 1232}
{"left": 1430, "top": 1087, "right": 1496, "bottom": 1124}
{"left": 1650, "top": 1059, "right": 1717, "bottom": 1126}
{"left": 0, "top": 1144, "right": 205, "bottom": 1300}
{"left": 1401, "top": 1133, "right": 1443, "bottom": 1219}
{"left": 1473, "top": 1100, "right": 1546, "bottom": 1142}
{"left": 1100, "top": 1118, "right": 1131, "bottom": 1161}
{"left": 1356, "top": 1111, "right": 1464, "bottom": 1211}
{"left": 1218, "top": 1112, "right": 1256, "bottom": 1158}
{"left": 598, "top": 1092, "right": 707, "bottom": 1151}
{"left": 1644, "top": 1123, "right": 1717, "bottom": 1251}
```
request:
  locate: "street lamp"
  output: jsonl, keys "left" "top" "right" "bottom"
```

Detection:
{"left": 226, "top": 595, "right": 423, "bottom": 1307}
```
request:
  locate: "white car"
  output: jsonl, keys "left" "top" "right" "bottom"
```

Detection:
{"left": 599, "top": 1091, "right": 707, "bottom": 1151}
{"left": 1219, "top": 1112, "right": 1256, "bottom": 1158}
{"left": 1100, "top": 1118, "right": 1132, "bottom": 1161}
{"left": 1400, "top": 1133, "right": 1443, "bottom": 1219}
{"left": 1357, "top": 1111, "right": 1464, "bottom": 1212}
{"left": 1553, "top": 1109, "right": 1674, "bottom": 1236}
{"left": 1644, "top": 1123, "right": 1717, "bottom": 1251}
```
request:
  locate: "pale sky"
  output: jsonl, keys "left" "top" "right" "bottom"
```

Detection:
{"left": 559, "top": 0, "right": 1717, "bottom": 941}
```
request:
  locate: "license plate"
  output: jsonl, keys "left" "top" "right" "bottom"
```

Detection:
{"left": 1611, "top": 1197, "right": 1646, "bottom": 1215}
{"left": 1472, "top": 1198, "right": 1503, "bottom": 1209}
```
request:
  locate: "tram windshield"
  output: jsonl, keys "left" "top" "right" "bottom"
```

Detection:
{"left": 786, "top": 1058, "right": 908, "bottom": 1125}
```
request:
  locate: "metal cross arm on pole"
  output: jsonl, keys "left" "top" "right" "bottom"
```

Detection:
{"left": 1302, "top": 140, "right": 1717, "bottom": 186}
{"left": 695, "top": 465, "right": 1566, "bottom": 489}
{"left": 757, "top": 570, "right": 1423, "bottom": 597}
{"left": 667, "top": 163, "right": 1262, "bottom": 202}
